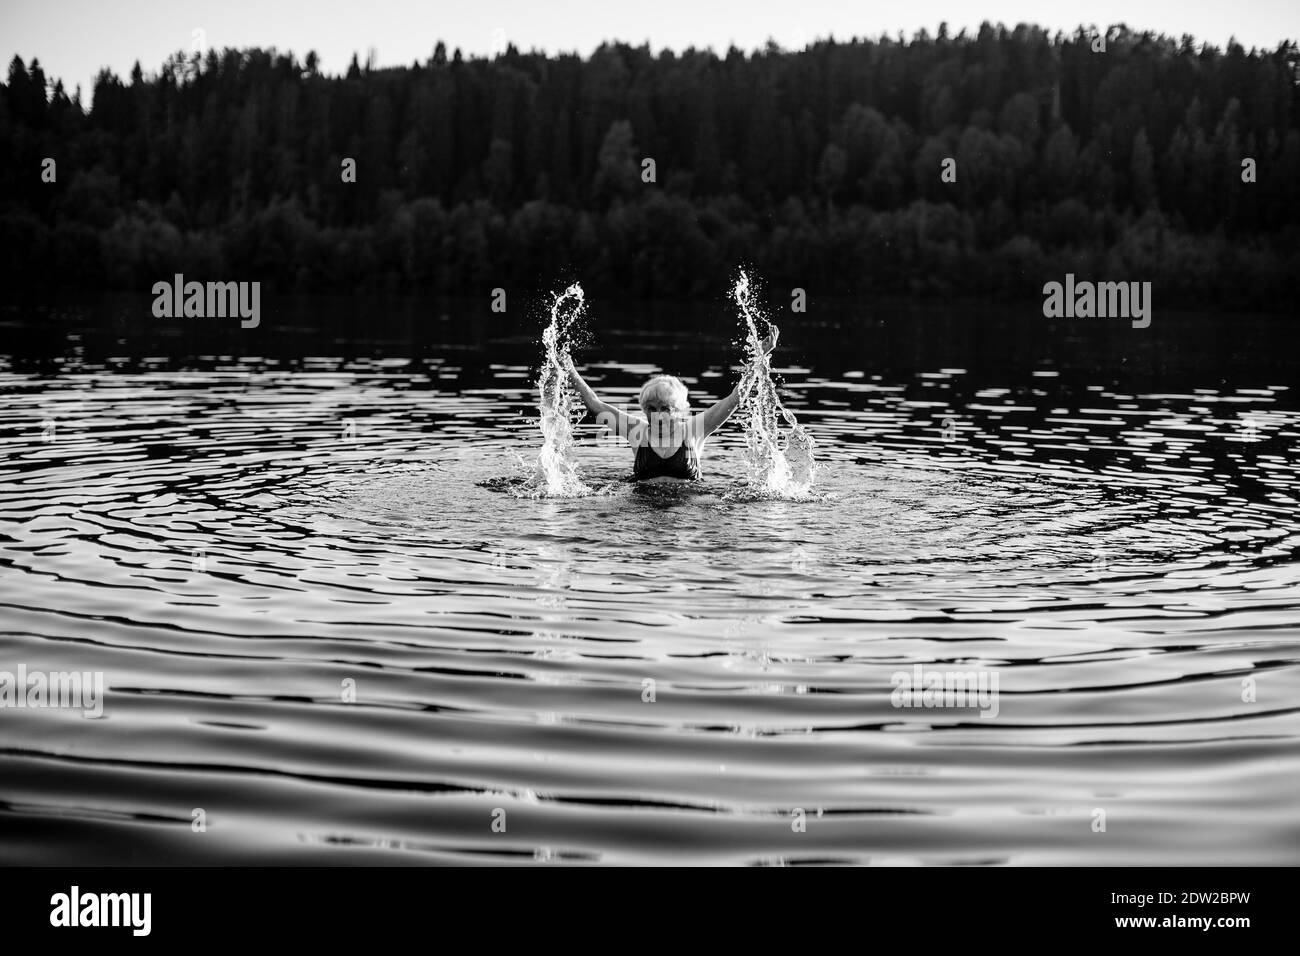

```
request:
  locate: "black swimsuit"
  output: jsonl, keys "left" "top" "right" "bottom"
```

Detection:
{"left": 632, "top": 437, "right": 701, "bottom": 481}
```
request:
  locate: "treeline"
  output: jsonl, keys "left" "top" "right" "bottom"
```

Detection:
{"left": 2, "top": 24, "right": 1298, "bottom": 306}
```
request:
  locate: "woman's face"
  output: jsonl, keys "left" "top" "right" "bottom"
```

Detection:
{"left": 641, "top": 397, "right": 687, "bottom": 417}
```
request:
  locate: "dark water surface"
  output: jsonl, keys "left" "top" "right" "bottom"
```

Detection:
{"left": 1, "top": 297, "right": 1297, "bottom": 864}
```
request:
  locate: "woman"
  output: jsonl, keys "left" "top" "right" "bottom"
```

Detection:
{"left": 562, "top": 329, "right": 778, "bottom": 482}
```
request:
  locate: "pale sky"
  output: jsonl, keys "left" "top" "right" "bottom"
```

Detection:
{"left": 4, "top": 0, "right": 1297, "bottom": 103}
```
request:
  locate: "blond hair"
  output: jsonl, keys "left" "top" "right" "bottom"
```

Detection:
{"left": 638, "top": 375, "right": 689, "bottom": 412}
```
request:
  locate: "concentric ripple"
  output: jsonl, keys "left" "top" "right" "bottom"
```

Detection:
{"left": 1, "top": 352, "right": 1298, "bottom": 865}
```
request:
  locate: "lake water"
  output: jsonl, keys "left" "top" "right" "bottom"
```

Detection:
{"left": 1, "top": 296, "right": 1297, "bottom": 864}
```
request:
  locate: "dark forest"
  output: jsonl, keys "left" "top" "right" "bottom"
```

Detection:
{"left": 3, "top": 23, "right": 1298, "bottom": 307}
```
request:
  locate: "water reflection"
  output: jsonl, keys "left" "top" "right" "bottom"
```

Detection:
{"left": 0, "top": 300, "right": 1297, "bottom": 864}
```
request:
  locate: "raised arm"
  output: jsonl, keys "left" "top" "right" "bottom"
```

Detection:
{"left": 563, "top": 356, "right": 642, "bottom": 442}
{"left": 691, "top": 329, "right": 778, "bottom": 439}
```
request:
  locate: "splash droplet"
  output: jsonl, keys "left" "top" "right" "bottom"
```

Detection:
{"left": 529, "top": 283, "right": 592, "bottom": 497}
{"left": 732, "top": 271, "right": 817, "bottom": 498}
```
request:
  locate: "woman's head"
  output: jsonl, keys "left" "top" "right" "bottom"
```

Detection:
{"left": 638, "top": 375, "right": 689, "bottom": 415}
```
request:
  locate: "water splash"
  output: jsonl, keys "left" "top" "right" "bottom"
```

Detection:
{"left": 529, "top": 283, "right": 592, "bottom": 497}
{"left": 732, "top": 271, "right": 817, "bottom": 498}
